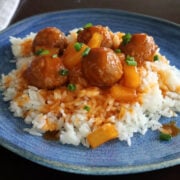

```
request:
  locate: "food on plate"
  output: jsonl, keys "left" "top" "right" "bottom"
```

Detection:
{"left": 120, "top": 33, "right": 158, "bottom": 65}
{"left": 87, "top": 123, "right": 118, "bottom": 148}
{"left": 32, "top": 27, "right": 67, "bottom": 55}
{"left": 23, "top": 55, "right": 68, "bottom": 89}
{"left": 82, "top": 47, "right": 124, "bottom": 87}
{"left": 159, "top": 121, "right": 180, "bottom": 141}
{"left": 77, "top": 24, "right": 113, "bottom": 48}
{"left": 1, "top": 23, "right": 180, "bottom": 148}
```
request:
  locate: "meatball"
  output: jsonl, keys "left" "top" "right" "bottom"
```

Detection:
{"left": 24, "top": 56, "right": 68, "bottom": 89}
{"left": 77, "top": 25, "right": 113, "bottom": 48}
{"left": 32, "top": 27, "right": 67, "bottom": 55}
{"left": 82, "top": 47, "right": 124, "bottom": 87}
{"left": 120, "top": 33, "right": 158, "bottom": 65}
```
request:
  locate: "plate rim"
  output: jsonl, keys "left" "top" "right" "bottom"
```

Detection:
{"left": 1, "top": 138, "right": 180, "bottom": 175}
{"left": 0, "top": 8, "right": 180, "bottom": 175}
{"left": 1, "top": 8, "right": 179, "bottom": 35}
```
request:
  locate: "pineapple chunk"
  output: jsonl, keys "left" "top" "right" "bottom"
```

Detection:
{"left": 87, "top": 32, "right": 103, "bottom": 48}
{"left": 87, "top": 123, "right": 118, "bottom": 148}
{"left": 123, "top": 63, "right": 141, "bottom": 89}
{"left": 62, "top": 43, "right": 88, "bottom": 69}
{"left": 110, "top": 84, "right": 137, "bottom": 103}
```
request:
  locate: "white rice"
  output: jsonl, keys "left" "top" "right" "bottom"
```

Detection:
{"left": 1, "top": 31, "right": 180, "bottom": 148}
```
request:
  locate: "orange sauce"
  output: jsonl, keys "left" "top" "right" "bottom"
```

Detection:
{"left": 43, "top": 130, "right": 60, "bottom": 141}
{"left": 161, "top": 121, "right": 180, "bottom": 137}
{"left": 21, "top": 39, "right": 33, "bottom": 56}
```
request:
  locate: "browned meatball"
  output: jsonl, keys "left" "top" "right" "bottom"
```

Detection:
{"left": 24, "top": 56, "right": 68, "bottom": 89}
{"left": 120, "top": 33, "right": 158, "bottom": 65}
{"left": 77, "top": 25, "right": 113, "bottom": 48}
{"left": 82, "top": 47, "right": 124, "bottom": 87}
{"left": 32, "top": 27, "right": 67, "bottom": 55}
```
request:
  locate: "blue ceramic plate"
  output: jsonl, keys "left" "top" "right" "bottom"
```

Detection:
{"left": 0, "top": 9, "right": 180, "bottom": 175}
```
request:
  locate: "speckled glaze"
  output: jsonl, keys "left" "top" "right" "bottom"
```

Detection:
{"left": 0, "top": 9, "right": 180, "bottom": 175}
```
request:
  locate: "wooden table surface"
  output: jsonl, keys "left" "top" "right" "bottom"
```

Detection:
{"left": 1, "top": 0, "right": 180, "bottom": 179}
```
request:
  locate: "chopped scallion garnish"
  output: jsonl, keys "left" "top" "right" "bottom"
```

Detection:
{"left": 77, "top": 29, "right": 82, "bottom": 34}
{"left": 59, "top": 69, "right": 69, "bottom": 76}
{"left": 125, "top": 55, "right": 137, "bottom": 66}
{"left": 126, "top": 60, "right": 137, "bottom": 66}
{"left": 114, "top": 49, "right": 121, "bottom": 53}
{"left": 35, "top": 49, "right": 50, "bottom": 56}
{"left": 82, "top": 47, "right": 91, "bottom": 57}
{"left": 74, "top": 42, "right": 83, "bottom": 51}
{"left": 67, "top": 83, "right": 76, "bottom": 91}
{"left": 154, "top": 55, "right": 159, "bottom": 61}
{"left": 84, "top": 23, "right": 93, "bottom": 29}
{"left": 83, "top": 105, "right": 90, "bottom": 112}
{"left": 122, "top": 33, "right": 132, "bottom": 45}
{"left": 159, "top": 132, "right": 172, "bottom": 141}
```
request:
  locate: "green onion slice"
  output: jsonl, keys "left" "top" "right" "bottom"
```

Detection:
{"left": 83, "top": 23, "right": 93, "bottom": 29}
{"left": 114, "top": 49, "right": 121, "bottom": 53}
{"left": 67, "top": 83, "right": 76, "bottom": 91}
{"left": 154, "top": 55, "right": 159, "bottom": 61}
{"left": 77, "top": 29, "right": 82, "bottom": 34}
{"left": 59, "top": 69, "right": 69, "bottom": 76}
{"left": 82, "top": 47, "right": 91, "bottom": 57}
{"left": 125, "top": 55, "right": 137, "bottom": 66}
{"left": 74, "top": 42, "right": 83, "bottom": 51}
{"left": 35, "top": 49, "right": 50, "bottom": 56}
{"left": 122, "top": 33, "right": 132, "bottom": 45}
{"left": 126, "top": 60, "right": 137, "bottom": 66}
{"left": 83, "top": 105, "right": 90, "bottom": 112}
{"left": 159, "top": 132, "right": 172, "bottom": 141}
